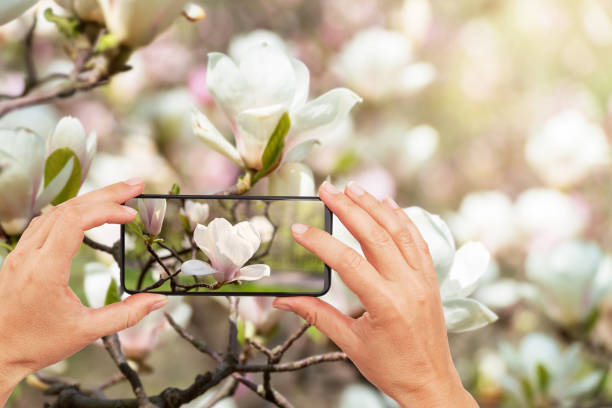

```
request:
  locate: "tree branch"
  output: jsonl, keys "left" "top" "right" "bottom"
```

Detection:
{"left": 236, "top": 352, "right": 349, "bottom": 373}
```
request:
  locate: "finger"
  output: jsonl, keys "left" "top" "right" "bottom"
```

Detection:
{"left": 13, "top": 215, "right": 47, "bottom": 249}
{"left": 86, "top": 294, "right": 169, "bottom": 338}
{"left": 291, "top": 223, "right": 384, "bottom": 312}
{"left": 273, "top": 297, "right": 359, "bottom": 352}
{"left": 65, "top": 178, "right": 144, "bottom": 207}
{"left": 344, "top": 181, "right": 429, "bottom": 281}
{"left": 41, "top": 202, "right": 137, "bottom": 262}
{"left": 319, "top": 182, "right": 406, "bottom": 280}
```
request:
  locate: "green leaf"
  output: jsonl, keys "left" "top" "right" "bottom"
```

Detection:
{"left": 104, "top": 279, "right": 121, "bottom": 305}
{"left": 581, "top": 308, "right": 601, "bottom": 333}
{"left": 125, "top": 221, "right": 146, "bottom": 241}
{"left": 169, "top": 183, "right": 181, "bottom": 195}
{"left": 43, "top": 8, "right": 79, "bottom": 38}
{"left": 96, "top": 33, "right": 119, "bottom": 53}
{"left": 252, "top": 112, "right": 291, "bottom": 184}
{"left": 536, "top": 363, "right": 550, "bottom": 392}
{"left": 44, "top": 148, "right": 82, "bottom": 205}
{"left": 0, "top": 242, "right": 13, "bottom": 252}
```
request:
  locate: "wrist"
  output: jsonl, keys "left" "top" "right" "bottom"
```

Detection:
{"left": 0, "top": 359, "right": 29, "bottom": 405}
{"left": 391, "top": 375, "right": 477, "bottom": 408}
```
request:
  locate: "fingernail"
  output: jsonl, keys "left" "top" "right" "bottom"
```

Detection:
{"left": 292, "top": 223, "right": 309, "bottom": 235}
{"left": 320, "top": 181, "right": 339, "bottom": 195}
{"left": 347, "top": 180, "right": 365, "bottom": 196}
{"left": 124, "top": 177, "right": 143, "bottom": 186}
{"left": 149, "top": 296, "right": 169, "bottom": 312}
{"left": 124, "top": 206, "right": 138, "bottom": 216}
{"left": 383, "top": 196, "right": 400, "bottom": 210}
{"left": 273, "top": 302, "right": 293, "bottom": 312}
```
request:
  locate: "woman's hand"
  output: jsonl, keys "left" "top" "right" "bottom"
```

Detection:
{"left": 0, "top": 179, "right": 168, "bottom": 405}
{"left": 273, "top": 182, "right": 478, "bottom": 408}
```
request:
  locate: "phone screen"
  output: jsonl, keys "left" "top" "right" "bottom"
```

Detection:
{"left": 121, "top": 195, "right": 332, "bottom": 296}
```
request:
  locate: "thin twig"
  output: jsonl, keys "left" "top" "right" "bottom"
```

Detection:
{"left": 165, "top": 312, "right": 223, "bottom": 363}
{"left": 273, "top": 322, "right": 311, "bottom": 357}
{"left": 236, "top": 352, "right": 349, "bottom": 373}
{"left": 234, "top": 376, "right": 294, "bottom": 408}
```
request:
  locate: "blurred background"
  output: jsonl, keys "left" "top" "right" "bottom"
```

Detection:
{"left": 2, "top": 0, "right": 612, "bottom": 406}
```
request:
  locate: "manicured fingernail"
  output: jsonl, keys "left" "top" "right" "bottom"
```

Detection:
{"left": 383, "top": 196, "right": 400, "bottom": 210}
{"left": 292, "top": 223, "right": 309, "bottom": 235}
{"left": 321, "top": 181, "right": 340, "bottom": 195}
{"left": 124, "top": 177, "right": 143, "bottom": 186}
{"left": 273, "top": 302, "right": 293, "bottom": 312}
{"left": 124, "top": 206, "right": 138, "bottom": 215}
{"left": 149, "top": 296, "right": 169, "bottom": 312}
{"left": 347, "top": 181, "right": 365, "bottom": 196}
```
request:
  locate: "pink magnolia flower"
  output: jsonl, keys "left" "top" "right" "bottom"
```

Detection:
{"left": 137, "top": 198, "right": 167, "bottom": 236}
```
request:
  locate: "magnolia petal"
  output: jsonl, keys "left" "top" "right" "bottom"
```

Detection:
{"left": 192, "top": 108, "right": 244, "bottom": 169}
{"left": 268, "top": 162, "right": 315, "bottom": 196}
{"left": 235, "top": 104, "right": 286, "bottom": 170}
{"left": 283, "top": 139, "right": 321, "bottom": 163}
{"left": 292, "top": 88, "right": 362, "bottom": 132}
{"left": 237, "top": 264, "right": 270, "bottom": 281}
{"left": 207, "top": 52, "right": 251, "bottom": 116}
{"left": 33, "top": 157, "right": 75, "bottom": 214}
{"left": 216, "top": 222, "right": 261, "bottom": 268}
{"left": 442, "top": 298, "right": 497, "bottom": 333}
{"left": 181, "top": 259, "right": 217, "bottom": 276}
{"left": 440, "top": 241, "right": 490, "bottom": 300}
{"left": 290, "top": 58, "right": 310, "bottom": 112}
{"left": 83, "top": 131, "right": 97, "bottom": 179}
{"left": 0, "top": 0, "right": 38, "bottom": 25}
{"left": 560, "top": 371, "right": 605, "bottom": 399}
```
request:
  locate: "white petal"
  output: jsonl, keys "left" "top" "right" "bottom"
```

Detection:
{"left": 206, "top": 52, "right": 251, "bottom": 116}
{"left": 181, "top": 259, "right": 216, "bottom": 276}
{"left": 440, "top": 241, "right": 490, "bottom": 300}
{"left": 442, "top": 298, "right": 497, "bottom": 333}
{"left": 237, "top": 264, "right": 270, "bottom": 281}
{"left": 192, "top": 108, "right": 244, "bottom": 169}
{"left": 291, "top": 88, "right": 362, "bottom": 132}
{"left": 0, "top": 0, "right": 38, "bottom": 25}
{"left": 235, "top": 104, "right": 286, "bottom": 170}
{"left": 283, "top": 139, "right": 320, "bottom": 163}
{"left": 216, "top": 221, "right": 260, "bottom": 268}
{"left": 268, "top": 162, "right": 315, "bottom": 196}
{"left": 290, "top": 58, "right": 310, "bottom": 111}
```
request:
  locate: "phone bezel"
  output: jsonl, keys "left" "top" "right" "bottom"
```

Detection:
{"left": 121, "top": 194, "right": 333, "bottom": 297}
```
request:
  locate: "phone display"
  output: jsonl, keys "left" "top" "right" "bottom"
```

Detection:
{"left": 121, "top": 195, "right": 332, "bottom": 296}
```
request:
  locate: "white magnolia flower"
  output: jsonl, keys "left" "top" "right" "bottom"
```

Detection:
{"left": 0, "top": 0, "right": 38, "bottom": 25}
{"left": 83, "top": 262, "right": 193, "bottom": 359}
{"left": 0, "top": 128, "right": 74, "bottom": 234}
{"left": 515, "top": 188, "right": 589, "bottom": 250}
{"left": 525, "top": 240, "right": 612, "bottom": 325}
{"left": 182, "top": 218, "right": 270, "bottom": 283}
{"left": 268, "top": 162, "right": 315, "bottom": 196}
{"left": 228, "top": 29, "right": 288, "bottom": 62}
{"left": 525, "top": 110, "right": 611, "bottom": 187}
{"left": 137, "top": 198, "right": 167, "bottom": 236}
{"left": 193, "top": 43, "right": 361, "bottom": 171}
{"left": 181, "top": 200, "right": 209, "bottom": 230}
{"left": 248, "top": 216, "right": 274, "bottom": 243}
{"left": 54, "top": 0, "right": 104, "bottom": 23}
{"left": 338, "top": 384, "right": 398, "bottom": 408}
{"left": 499, "top": 333, "right": 605, "bottom": 406}
{"left": 448, "top": 190, "right": 519, "bottom": 254}
{"left": 97, "top": 0, "right": 204, "bottom": 47}
{"left": 334, "top": 28, "right": 435, "bottom": 100}
{"left": 404, "top": 207, "right": 497, "bottom": 332}
{"left": 47, "top": 116, "right": 97, "bottom": 183}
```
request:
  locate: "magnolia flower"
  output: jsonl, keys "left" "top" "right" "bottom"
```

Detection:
{"left": 525, "top": 110, "right": 611, "bottom": 187}
{"left": 228, "top": 29, "right": 288, "bottom": 62}
{"left": 515, "top": 188, "right": 589, "bottom": 250}
{"left": 498, "top": 333, "right": 605, "bottom": 406}
{"left": 193, "top": 43, "right": 361, "bottom": 171}
{"left": 525, "top": 240, "right": 612, "bottom": 325}
{"left": 97, "top": 0, "right": 204, "bottom": 47}
{"left": 248, "top": 216, "right": 274, "bottom": 243}
{"left": 181, "top": 200, "right": 209, "bottom": 230}
{"left": 137, "top": 198, "right": 167, "bottom": 236}
{"left": 83, "top": 262, "right": 193, "bottom": 359}
{"left": 0, "top": 0, "right": 38, "bottom": 25}
{"left": 334, "top": 28, "right": 435, "bottom": 100}
{"left": 268, "top": 162, "right": 315, "bottom": 196}
{"left": 54, "top": 0, "right": 104, "bottom": 23}
{"left": 448, "top": 190, "right": 519, "bottom": 254}
{"left": 182, "top": 218, "right": 270, "bottom": 283}
{"left": 47, "top": 116, "right": 97, "bottom": 183}
{"left": 404, "top": 207, "right": 497, "bottom": 332}
{"left": 0, "top": 128, "right": 74, "bottom": 234}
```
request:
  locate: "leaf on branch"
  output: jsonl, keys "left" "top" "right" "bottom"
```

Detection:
{"left": 252, "top": 112, "right": 291, "bottom": 184}
{"left": 104, "top": 279, "right": 121, "bottom": 305}
{"left": 126, "top": 221, "right": 146, "bottom": 241}
{"left": 44, "top": 148, "right": 82, "bottom": 205}
{"left": 43, "top": 8, "right": 79, "bottom": 39}
{"left": 536, "top": 363, "right": 550, "bottom": 393}
{"left": 169, "top": 183, "right": 181, "bottom": 195}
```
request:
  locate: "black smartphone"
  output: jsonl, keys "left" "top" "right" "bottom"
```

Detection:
{"left": 121, "top": 195, "right": 332, "bottom": 296}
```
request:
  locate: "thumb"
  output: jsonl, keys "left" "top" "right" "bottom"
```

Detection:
{"left": 273, "top": 297, "right": 357, "bottom": 352}
{"left": 89, "top": 293, "right": 169, "bottom": 337}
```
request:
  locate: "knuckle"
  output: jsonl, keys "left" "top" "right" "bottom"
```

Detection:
{"left": 303, "top": 309, "right": 319, "bottom": 327}
{"left": 59, "top": 207, "right": 81, "bottom": 224}
{"left": 124, "top": 308, "right": 138, "bottom": 329}
{"left": 368, "top": 226, "right": 392, "bottom": 246}
{"left": 340, "top": 247, "right": 364, "bottom": 270}
{"left": 395, "top": 228, "right": 415, "bottom": 249}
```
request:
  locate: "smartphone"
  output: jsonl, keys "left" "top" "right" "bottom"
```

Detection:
{"left": 121, "top": 195, "right": 332, "bottom": 296}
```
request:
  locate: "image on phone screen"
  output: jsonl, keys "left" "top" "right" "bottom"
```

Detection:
{"left": 121, "top": 195, "right": 332, "bottom": 296}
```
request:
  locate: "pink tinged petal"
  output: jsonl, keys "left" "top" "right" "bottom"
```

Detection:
{"left": 291, "top": 88, "right": 362, "bottom": 132}
{"left": 181, "top": 259, "right": 217, "bottom": 276}
{"left": 191, "top": 108, "right": 245, "bottom": 169}
{"left": 206, "top": 52, "right": 252, "bottom": 116}
{"left": 235, "top": 104, "right": 286, "bottom": 170}
{"left": 237, "top": 264, "right": 271, "bottom": 281}
{"left": 138, "top": 198, "right": 166, "bottom": 236}
{"left": 440, "top": 242, "right": 491, "bottom": 300}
